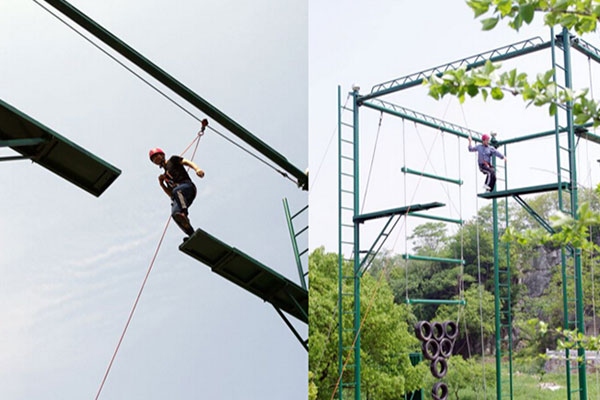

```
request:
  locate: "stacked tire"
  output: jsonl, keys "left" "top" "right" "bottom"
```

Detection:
{"left": 414, "top": 320, "right": 458, "bottom": 400}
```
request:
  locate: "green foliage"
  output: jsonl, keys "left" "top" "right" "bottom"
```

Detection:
{"left": 466, "top": 0, "right": 600, "bottom": 35}
{"left": 308, "top": 248, "right": 426, "bottom": 400}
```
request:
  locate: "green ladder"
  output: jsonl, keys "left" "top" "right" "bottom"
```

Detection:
{"left": 552, "top": 27, "right": 587, "bottom": 400}
{"left": 283, "top": 198, "right": 308, "bottom": 290}
{"left": 492, "top": 147, "right": 514, "bottom": 400}
{"left": 337, "top": 86, "right": 360, "bottom": 400}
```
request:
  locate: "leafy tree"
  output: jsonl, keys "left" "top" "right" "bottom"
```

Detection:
{"left": 423, "top": 1, "right": 600, "bottom": 126}
{"left": 308, "top": 248, "right": 426, "bottom": 400}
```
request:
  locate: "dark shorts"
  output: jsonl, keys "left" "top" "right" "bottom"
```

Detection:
{"left": 171, "top": 181, "right": 196, "bottom": 216}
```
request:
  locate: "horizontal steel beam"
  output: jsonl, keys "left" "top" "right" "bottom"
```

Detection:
{"left": 363, "top": 37, "right": 551, "bottom": 101}
{"left": 497, "top": 122, "right": 594, "bottom": 145}
{"left": 402, "top": 254, "right": 465, "bottom": 264}
{"left": 0, "top": 138, "right": 47, "bottom": 148}
{"left": 42, "top": 0, "right": 308, "bottom": 190}
{"left": 361, "top": 99, "right": 484, "bottom": 141}
{"left": 0, "top": 155, "right": 30, "bottom": 162}
{"left": 354, "top": 202, "right": 444, "bottom": 224}
{"left": 408, "top": 212, "right": 463, "bottom": 225}
{"left": 404, "top": 298, "right": 466, "bottom": 305}
{"left": 401, "top": 167, "right": 463, "bottom": 185}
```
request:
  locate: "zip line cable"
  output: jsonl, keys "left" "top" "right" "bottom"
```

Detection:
{"left": 360, "top": 112, "right": 384, "bottom": 213}
{"left": 32, "top": 0, "right": 299, "bottom": 187}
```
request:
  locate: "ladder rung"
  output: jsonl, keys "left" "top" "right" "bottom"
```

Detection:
{"left": 298, "top": 248, "right": 308, "bottom": 256}
{"left": 342, "top": 106, "right": 353, "bottom": 112}
{"left": 555, "top": 64, "right": 565, "bottom": 70}
{"left": 342, "top": 223, "right": 354, "bottom": 228}
{"left": 341, "top": 189, "right": 354, "bottom": 194}
{"left": 340, "top": 155, "right": 354, "bottom": 161}
{"left": 341, "top": 293, "right": 353, "bottom": 297}
{"left": 340, "top": 138, "right": 353, "bottom": 145}
{"left": 341, "top": 206, "right": 353, "bottom": 211}
{"left": 341, "top": 241, "right": 354, "bottom": 245}
{"left": 341, "top": 122, "right": 353, "bottom": 128}
{"left": 341, "top": 172, "right": 353, "bottom": 177}
{"left": 342, "top": 275, "right": 354, "bottom": 279}
{"left": 341, "top": 383, "right": 356, "bottom": 388}
{"left": 342, "top": 311, "right": 355, "bottom": 315}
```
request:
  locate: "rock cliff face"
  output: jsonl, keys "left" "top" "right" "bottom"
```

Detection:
{"left": 521, "top": 246, "right": 561, "bottom": 298}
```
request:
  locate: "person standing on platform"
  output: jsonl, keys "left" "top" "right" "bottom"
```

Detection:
{"left": 468, "top": 134, "right": 506, "bottom": 192}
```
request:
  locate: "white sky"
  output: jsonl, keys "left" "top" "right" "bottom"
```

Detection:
{"left": 0, "top": 1, "right": 307, "bottom": 399}
{"left": 309, "top": 1, "right": 600, "bottom": 255}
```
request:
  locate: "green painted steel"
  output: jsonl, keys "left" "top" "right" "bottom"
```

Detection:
{"left": 571, "top": 37, "right": 600, "bottom": 65}
{"left": 404, "top": 299, "right": 466, "bottom": 305}
{"left": 0, "top": 138, "right": 47, "bottom": 147}
{"left": 0, "top": 98, "right": 121, "bottom": 197}
{"left": 478, "top": 182, "right": 569, "bottom": 199}
{"left": 408, "top": 212, "right": 463, "bottom": 225}
{"left": 561, "top": 28, "right": 588, "bottom": 399}
{"left": 43, "top": 0, "right": 308, "bottom": 190}
{"left": 497, "top": 122, "right": 593, "bottom": 145}
{"left": 401, "top": 167, "right": 463, "bottom": 185}
{"left": 573, "top": 127, "right": 600, "bottom": 145}
{"left": 502, "top": 147, "right": 514, "bottom": 399}
{"left": 362, "top": 37, "right": 551, "bottom": 101}
{"left": 337, "top": 85, "right": 345, "bottom": 400}
{"left": 358, "top": 214, "right": 403, "bottom": 277}
{"left": 362, "top": 100, "right": 484, "bottom": 141}
{"left": 493, "top": 196, "right": 502, "bottom": 400}
{"left": 352, "top": 89, "right": 361, "bottom": 400}
{"left": 513, "top": 196, "right": 555, "bottom": 234}
{"left": 354, "top": 202, "right": 444, "bottom": 224}
{"left": 282, "top": 198, "right": 307, "bottom": 290}
{"left": 179, "top": 228, "right": 308, "bottom": 324}
{"left": 402, "top": 254, "right": 465, "bottom": 264}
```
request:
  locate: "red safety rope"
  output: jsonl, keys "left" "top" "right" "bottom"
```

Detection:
{"left": 94, "top": 124, "right": 206, "bottom": 399}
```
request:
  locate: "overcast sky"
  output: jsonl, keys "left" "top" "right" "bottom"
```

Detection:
{"left": 0, "top": 1, "right": 306, "bottom": 399}
{"left": 309, "top": 1, "right": 600, "bottom": 255}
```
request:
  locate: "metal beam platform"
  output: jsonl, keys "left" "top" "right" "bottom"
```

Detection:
{"left": 0, "top": 98, "right": 120, "bottom": 196}
{"left": 42, "top": 0, "right": 308, "bottom": 190}
{"left": 478, "top": 182, "right": 569, "bottom": 199}
{"left": 353, "top": 202, "right": 444, "bottom": 224}
{"left": 179, "top": 228, "right": 308, "bottom": 324}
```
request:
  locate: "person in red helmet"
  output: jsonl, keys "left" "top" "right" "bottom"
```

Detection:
{"left": 468, "top": 133, "right": 506, "bottom": 192}
{"left": 149, "top": 148, "right": 205, "bottom": 237}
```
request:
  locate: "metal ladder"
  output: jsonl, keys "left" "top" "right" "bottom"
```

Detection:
{"left": 551, "top": 27, "right": 587, "bottom": 400}
{"left": 283, "top": 198, "right": 308, "bottom": 290}
{"left": 337, "top": 86, "right": 359, "bottom": 400}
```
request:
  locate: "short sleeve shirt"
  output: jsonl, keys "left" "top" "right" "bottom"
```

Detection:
{"left": 163, "top": 155, "right": 192, "bottom": 188}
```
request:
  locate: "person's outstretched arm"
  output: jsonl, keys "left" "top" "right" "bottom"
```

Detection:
{"left": 182, "top": 159, "right": 205, "bottom": 178}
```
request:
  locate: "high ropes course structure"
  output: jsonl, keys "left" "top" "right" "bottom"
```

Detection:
{"left": 336, "top": 27, "right": 600, "bottom": 400}
{"left": 4, "top": 0, "right": 309, "bottom": 397}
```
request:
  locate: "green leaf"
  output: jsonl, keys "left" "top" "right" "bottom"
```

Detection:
{"left": 481, "top": 17, "right": 499, "bottom": 30}
{"left": 497, "top": 0, "right": 513, "bottom": 16}
{"left": 491, "top": 87, "right": 504, "bottom": 100}
{"left": 549, "top": 102, "right": 557, "bottom": 116}
{"left": 481, "top": 88, "right": 489, "bottom": 101}
{"left": 520, "top": 4, "right": 535, "bottom": 24}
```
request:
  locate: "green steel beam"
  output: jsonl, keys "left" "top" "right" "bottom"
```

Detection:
{"left": 361, "top": 37, "right": 551, "bottom": 101}
{"left": 478, "top": 182, "right": 569, "bottom": 199}
{"left": 401, "top": 167, "right": 463, "bottom": 185}
{"left": 42, "top": 0, "right": 308, "bottom": 190}
{"left": 493, "top": 196, "right": 502, "bottom": 400}
{"left": 0, "top": 98, "right": 121, "bottom": 197}
{"left": 407, "top": 212, "right": 463, "bottom": 225}
{"left": 573, "top": 127, "right": 600, "bottom": 145}
{"left": 354, "top": 202, "right": 444, "bottom": 224}
{"left": 402, "top": 254, "right": 465, "bottom": 264}
{"left": 404, "top": 299, "right": 466, "bottom": 305}
{"left": 572, "top": 37, "right": 600, "bottom": 65}
{"left": 513, "top": 195, "right": 555, "bottom": 234}
{"left": 179, "top": 228, "right": 308, "bottom": 324}
{"left": 497, "top": 122, "right": 593, "bottom": 145}
{"left": 0, "top": 156, "right": 29, "bottom": 162}
{"left": 561, "top": 28, "right": 588, "bottom": 399}
{"left": 0, "top": 138, "right": 47, "bottom": 147}
{"left": 358, "top": 214, "right": 403, "bottom": 277}
{"left": 352, "top": 88, "right": 361, "bottom": 400}
{"left": 361, "top": 99, "right": 485, "bottom": 141}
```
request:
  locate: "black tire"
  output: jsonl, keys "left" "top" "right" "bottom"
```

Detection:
{"left": 431, "top": 357, "right": 448, "bottom": 379}
{"left": 443, "top": 320, "right": 459, "bottom": 340}
{"left": 415, "top": 321, "right": 432, "bottom": 342}
{"left": 422, "top": 339, "right": 440, "bottom": 361}
{"left": 439, "top": 337, "right": 453, "bottom": 358}
{"left": 432, "top": 321, "right": 444, "bottom": 341}
{"left": 432, "top": 382, "right": 449, "bottom": 400}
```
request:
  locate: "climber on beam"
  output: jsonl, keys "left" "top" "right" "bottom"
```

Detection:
{"left": 149, "top": 148, "right": 205, "bottom": 238}
{"left": 468, "top": 133, "right": 506, "bottom": 192}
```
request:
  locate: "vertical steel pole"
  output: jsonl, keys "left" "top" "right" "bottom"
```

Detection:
{"left": 493, "top": 193, "right": 502, "bottom": 400}
{"left": 337, "top": 85, "right": 344, "bottom": 400}
{"left": 352, "top": 87, "right": 361, "bottom": 400}
{"left": 561, "top": 28, "right": 588, "bottom": 400}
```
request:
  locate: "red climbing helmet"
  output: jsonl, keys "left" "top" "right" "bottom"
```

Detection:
{"left": 481, "top": 134, "right": 490, "bottom": 142}
{"left": 149, "top": 147, "right": 165, "bottom": 161}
